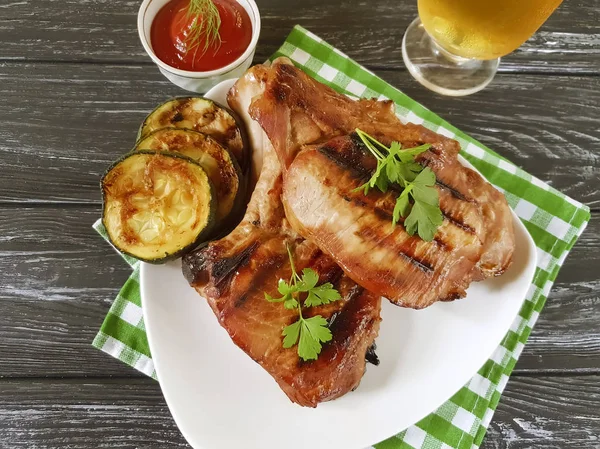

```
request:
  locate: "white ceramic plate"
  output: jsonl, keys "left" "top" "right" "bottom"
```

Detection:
{"left": 141, "top": 79, "right": 537, "bottom": 449}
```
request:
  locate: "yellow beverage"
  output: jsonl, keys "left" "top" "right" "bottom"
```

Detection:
{"left": 418, "top": 0, "right": 562, "bottom": 60}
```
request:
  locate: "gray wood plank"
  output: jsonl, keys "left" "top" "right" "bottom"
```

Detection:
{"left": 0, "top": 2, "right": 596, "bottom": 449}
{"left": 0, "top": 206, "right": 137, "bottom": 377}
{"left": 0, "top": 0, "right": 598, "bottom": 73}
{"left": 0, "top": 63, "right": 598, "bottom": 205}
{"left": 0, "top": 376, "right": 598, "bottom": 448}
{"left": 0, "top": 206, "right": 596, "bottom": 377}
{"left": 0, "top": 290, "right": 144, "bottom": 379}
{"left": 0, "top": 379, "right": 188, "bottom": 448}
{"left": 481, "top": 375, "right": 600, "bottom": 449}
{"left": 518, "top": 280, "right": 600, "bottom": 374}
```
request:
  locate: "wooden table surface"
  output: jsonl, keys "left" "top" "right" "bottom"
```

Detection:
{"left": 1, "top": 0, "right": 598, "bottom": 447}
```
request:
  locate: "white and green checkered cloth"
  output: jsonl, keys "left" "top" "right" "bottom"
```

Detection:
{"left": 92, "top": 25, "right": 591, "bottom": 449}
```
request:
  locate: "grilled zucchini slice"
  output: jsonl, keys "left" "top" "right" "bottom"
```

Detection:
{"left": 101, "top": 151, "right": 215, "bottom": 263}
{"left": 138, "top": 97, "right": 249, "bottom": 176}
{"left": 134, "top": 128, "right": 243, "bottom": 226}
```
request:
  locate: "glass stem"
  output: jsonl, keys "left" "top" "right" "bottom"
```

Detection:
{"left": 428, "top": 35, "right": 481, "bottom": 67}
{"left": 401, "top": 17, "right": 500, "bottom": 96}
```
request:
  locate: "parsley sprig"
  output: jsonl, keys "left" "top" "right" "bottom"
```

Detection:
{"left": 265, "top": 245, "right": 342, "bottom": 361}
{"left": 353, "top": 129, "right": 444, "bottom": 241}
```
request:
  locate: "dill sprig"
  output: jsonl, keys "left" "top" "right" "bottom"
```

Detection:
{"left": 183, "top": 0, "right": 222, "bottom": 63}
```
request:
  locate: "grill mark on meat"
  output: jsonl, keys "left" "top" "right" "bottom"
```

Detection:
{"left": 357, "top": 214, "right": 448, "bottom": 250}
{"left": 352, "top": 197, "right": 368, "bottom": 208}
{"left": 354, "top": 226, "right": 434, "bottom": 273}
{"left": 349, "top": 132, "right": 364, "bottom": 146}
{"left": 436, "top": 179, "right": 472, "bottom": 203}
{"left": 329, "top": 284, "right": 365, "bottom": 333}
{"left": 318, "top": 137, "right": 477, "bottom": 244}
{"left": 442, "top": 211, "right": 476, "bottom": 234}
{"left": 433, "top": 237, "right": 450, "bottom": 251}
{"left": 341, "top": 194, "right": 374, "bottom": 210}
{"left": 234, "top": 251, "right": 286, "bottom": 308}
{"left": 318, "top": 143, "right": 372, "bottom": 181}
{"left": 211, "top": 241, "right": 260, "bottom": 294}
{"left": 373, "top": 206, "right": 393, "bottom": 222}
{"left": 182, "top": 248, "right": 210, "bottom": 286}
{"left": 427, "top": 146, "right": 443, "bottom": 156}
{"left": 398, "top": 250, "right": 433, "bottom": 273}
{"left": 279, "top": 61, "right": 296, "bottom": 76}
{"left": 416, "top": 156, "right": 479, "bottom": 206}
{"left": 273, "top": 63, "right": 306, "bottom": 105}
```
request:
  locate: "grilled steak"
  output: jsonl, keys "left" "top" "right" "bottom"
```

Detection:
{"left": 249, "top": 58, "right": 515, "bottom": 308}
{"left": 182, "top": 67, "right": 381, "bottom": 407}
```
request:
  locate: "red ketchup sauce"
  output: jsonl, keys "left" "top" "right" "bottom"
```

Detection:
{"left": 151, "top": 0, "right": 252, "bottom": 72}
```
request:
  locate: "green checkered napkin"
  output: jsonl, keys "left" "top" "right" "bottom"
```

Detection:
{"left": 93, "top": 25, "right": 590, "bottom": 449}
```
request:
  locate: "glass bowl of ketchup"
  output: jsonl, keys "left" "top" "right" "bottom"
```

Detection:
{"left": 138, "top": 0, "right": 260, "bottom": 93}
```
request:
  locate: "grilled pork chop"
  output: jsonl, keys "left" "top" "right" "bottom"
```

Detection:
{"left": 249, "top": 58, "right": 515, "bottom": 308}
{"left": 182, "top": 68, "right": 381, "bottom": 407}
{"left": 283, "top": 135, "right": 484, "bottom": 308}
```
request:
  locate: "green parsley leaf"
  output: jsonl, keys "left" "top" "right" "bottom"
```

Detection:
{"left": 397, "top": 143, "right": 431, "bottom": 163}
{"left": 392, "top": 189, "right": 411, "bottom": 226}
{"left": 297, "top": 315, "right": 333, "bottom": 361}
{"left": 375, "top": 171, "right": 390, "bottom": 192}
{"left": 277, "top": 279, "right": 294, "bottom": 296}
{"left": 388, "top": 141, "right": 402, "bottom": 156}
{"left": 354, "top": 129, "right": 442, "bottom": 241}
{"left": 404, "top": 201, "right": 444, "bottom": 241}
{"left": 282, "top": 320, "right": 301, "bottom": 348}
{"left": 304, "top": 282, "right": 342, "bottom": 307}
{"left": 353, "top": 181, "right": 370, "bottom": 196}
{"left": 396, "top": 161, "right": 423, "bottom": 184}
{"left": 296, "top": 268, "right": 318, "bottom": 292}
{"left": 385, "top": 158, "right": 399, "bottom": 184}
{"left": 410, "top": 168, "right": 439, "bottom": 205}
{"left": 264, "top": 292, "right": 285, "bottom": 303}
{"left": 266, "top": 245, "right": 343, "bottom": 361}
{"left": 370, "top": 161, "right": 387, "bottom": 190}
{"left": 283, "top": 298, "right": 299, "bottom": 310}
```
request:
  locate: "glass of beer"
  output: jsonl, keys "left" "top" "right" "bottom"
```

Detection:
{"left": 402, "top": 0, "right": 563, "bottom": 96}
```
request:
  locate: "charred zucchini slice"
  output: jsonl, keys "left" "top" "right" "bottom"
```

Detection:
{"left": 138, "top": 97, "right": 249, "bottom": 176}
{"left": 101, "top": 151, "right": 215, "bottom": 263}
{"left": 133, "top": 128, "right": 243, "bottom": 226}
